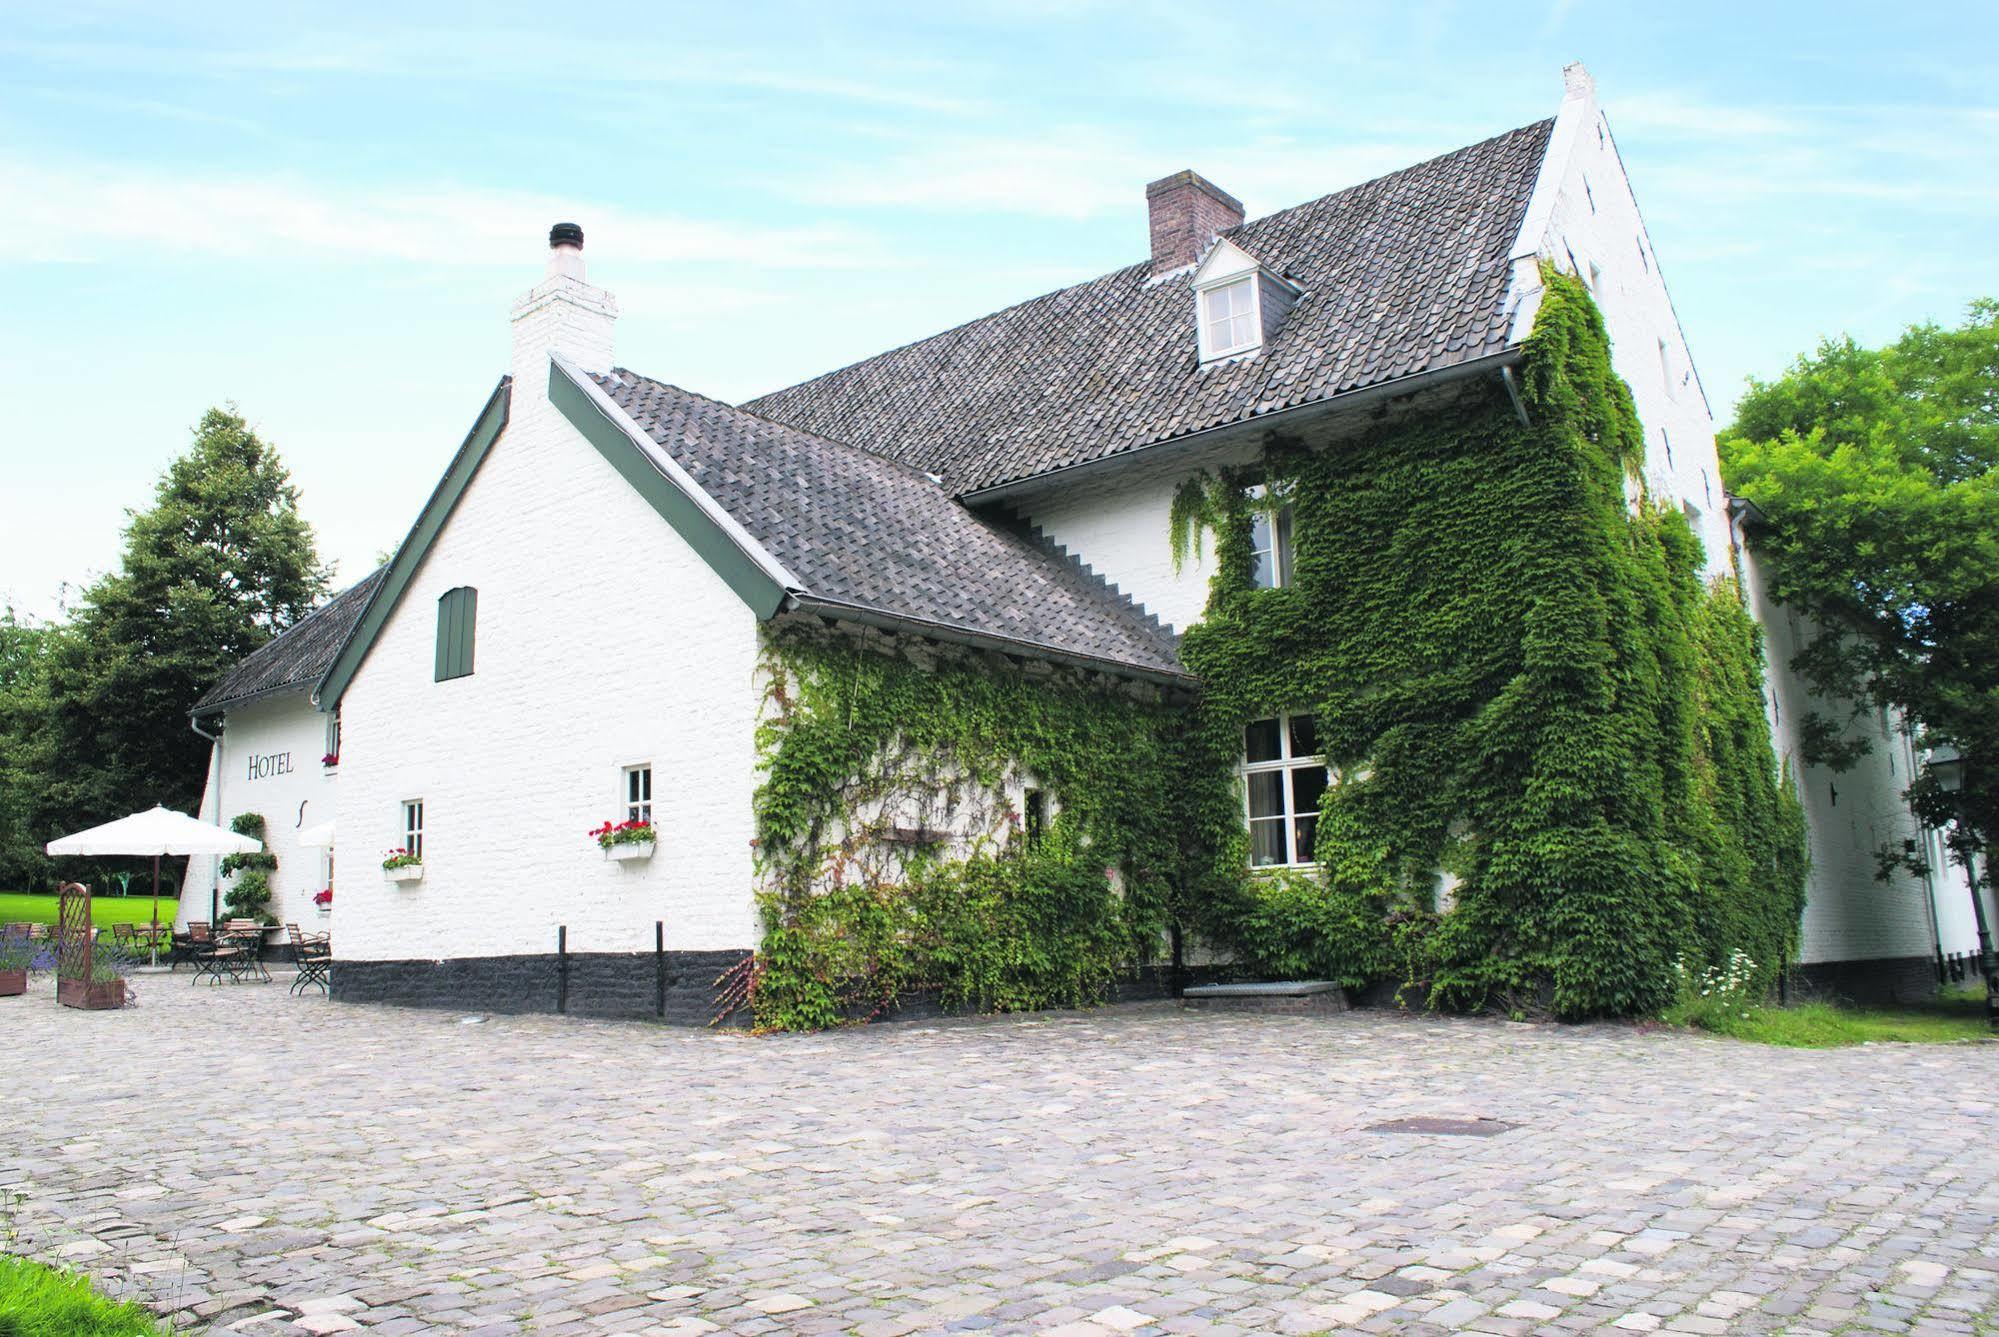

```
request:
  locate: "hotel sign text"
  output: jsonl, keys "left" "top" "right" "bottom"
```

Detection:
{"left": 247, "top": 752, "right": 294, "bottom": 782}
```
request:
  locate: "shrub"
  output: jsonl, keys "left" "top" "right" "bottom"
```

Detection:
{"left": 1661, "top": 949, "right": 1763, "bottom": 1032}
{"left": 223, "top": 869, "right": 272, "bottom": 923}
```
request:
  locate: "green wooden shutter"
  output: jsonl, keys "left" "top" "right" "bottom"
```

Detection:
{"left": 435, "top": 587, "right": 477, "bottom": 681}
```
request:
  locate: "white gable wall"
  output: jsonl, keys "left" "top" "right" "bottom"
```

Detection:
{"left": 1524, "top": 74, "right": 1979, "bottom": 972}
{"left": 332, "top": 367, "right": 762, "bottom": 965}
{"left": 1515, "top": 79, "right": 1737, "bottom": 572}
{"left": 1017, "top": 468, "right": 1217, "bottom": 636}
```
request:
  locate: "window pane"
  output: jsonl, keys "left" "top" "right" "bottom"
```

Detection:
{"left": 1290, "top": 764, "right": 1328, "bottom": 821}
{"left": 1293, "top": 814, "right": 1319, "bottom": 864}
{"left": 1244, "top": 718, "right": 1281, "bottom": 764}
{"left": 1288, "top": 714, "right": 1318, "bottom": 759}
{"left": 1274, "top": 505, "right": 1294, "bottom": 586}
{"left": 1249, "top": 512, "right": 1275, "bottom": 588}
{"left": 1247, "top": 770, "right": 1285, "bottom": 819}
{"left": 1249, "top": 817, "right": 1287, "bottom": 867}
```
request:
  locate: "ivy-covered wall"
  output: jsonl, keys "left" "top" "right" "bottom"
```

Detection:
{"left": 743, "top": 621, "right": 1207, "bottom": 1031}
{"left": 742, "top": 271, "right": 1806, "bottom": 1030}
{"left": 1174, "top": 270, "right": 1807, "bottom": 1018}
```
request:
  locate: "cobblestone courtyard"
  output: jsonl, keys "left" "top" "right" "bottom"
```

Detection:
{"left": 3, "top": 976, "right": 1997, "bottom": 1335}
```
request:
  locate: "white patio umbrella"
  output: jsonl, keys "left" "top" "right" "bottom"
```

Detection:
{"left": 46, "top": 806, "right": 263, "bottom": 965}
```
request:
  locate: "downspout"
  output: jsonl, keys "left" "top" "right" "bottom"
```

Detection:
{"left": 191, "top": 715, "right": 223, "bottom": 926}
{"left": 1499, "top": 366, "right": 1531, "bottom": 427}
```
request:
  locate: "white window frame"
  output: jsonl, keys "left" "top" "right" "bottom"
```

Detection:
{"left": 1241, "top": 713, "right": 1328, "bottom": 869}
{"left": 402, "top": 799, "right": 424, "bottom": 862}
{"left": 1246, "top": 485, "right": 1295, "bottom": 590}
{"left": 1197, "top": 274, "right": 1261, "bottom": 361}
{"left": 622, "top": 763, "right": 653, "bottom": 825}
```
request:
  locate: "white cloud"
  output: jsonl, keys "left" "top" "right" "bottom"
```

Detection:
{"left": 0, "top": 30, "right": 989, "bottom": 118}
{"left": 792, "top": 126, "right": 1445, "bottom": 223}
{"left": 1, "top": 159, "right": 883, "bottom": 269}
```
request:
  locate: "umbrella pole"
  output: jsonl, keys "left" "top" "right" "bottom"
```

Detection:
{"left": 150, "top": 854, "right": 160, "bottom": 968}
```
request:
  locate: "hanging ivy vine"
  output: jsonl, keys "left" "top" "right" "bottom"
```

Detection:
{"left": 1175, "top": 268, "right": 1807, "bottom": 1018}
{"left": 745, "top": 622, "right": 1207, "bottom": 1031}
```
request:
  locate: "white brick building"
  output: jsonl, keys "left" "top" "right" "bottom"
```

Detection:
{"left": 189, "top": 65, "right": 1990, "bottom": 1014}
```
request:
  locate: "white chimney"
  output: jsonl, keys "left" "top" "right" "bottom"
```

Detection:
{"left": 509, "top": 222, "right": 618, "bottom": 389}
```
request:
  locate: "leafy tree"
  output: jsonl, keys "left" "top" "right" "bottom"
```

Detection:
{"left": 1719, "top": 300, "right": 1999, "bottom": 867}
{"left": 0, "top": 606, "right": 59, "bottom": 888}
{"left": 19, "top": 408, "right": 330, "bottom": 875}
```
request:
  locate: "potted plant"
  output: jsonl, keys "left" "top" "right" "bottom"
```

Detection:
{"left": 382, "top": 848, "right": 423, "bottom": 884}
{"left": 0, "top": 936, "right": 33, "bottom": 997}
{"left": 313, "top": 887, "right": 333, "bottom": 915}
{"left": 592, "top": 819, "right": 656, "bottom": 863}
{"left": 321, "top": 751, "right": 340, "bottom": 768}
{"left": 59, "top": 948, "right": 129, "bottom": 1011}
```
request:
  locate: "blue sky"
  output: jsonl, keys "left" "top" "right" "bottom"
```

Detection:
{"left": 3, "top": 1, "right": 1996, "bottom": 618}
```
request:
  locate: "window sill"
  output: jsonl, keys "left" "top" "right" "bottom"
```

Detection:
{"left": 1199, "top": 345, "right": 1264, "bottom": 368}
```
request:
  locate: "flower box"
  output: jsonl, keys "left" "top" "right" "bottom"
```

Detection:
{"left": 605, "top": 840, "right": 655, "bottom": 863}
{"left": 383, "top": 863, "right": 424, "bottom": 885}
{"left": 58, "top": 977, "right": 126, "bottom": 1010}
{"left": 0, "top": 969, "right": 25, "bottom": 997}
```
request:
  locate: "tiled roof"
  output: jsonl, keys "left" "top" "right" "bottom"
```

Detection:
{"left": 747, "top": 119, "right": 1553, "bottom": 494}
{"left": 592, "top": 371, "right": 1187, "bottom": 679}
{"left": 192, "top": 569, "right": 386, "bottom": 715}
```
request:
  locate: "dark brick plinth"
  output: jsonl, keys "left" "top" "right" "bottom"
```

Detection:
{"left": 1795, "top": 955, "right": 1944, "bottom": 1007}
{"left": 333, "top": 950, "right": 753, "bottom": 1026}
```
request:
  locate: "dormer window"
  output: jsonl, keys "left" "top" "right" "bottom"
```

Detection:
{"left": 1190, "top": 237, "right": 1300, "bottom": 364}
{"left": 1201, "top": 278, "right": 1259, "bottom": 359}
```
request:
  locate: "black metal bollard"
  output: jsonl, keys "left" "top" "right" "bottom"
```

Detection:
{"left": 557, "top": 925, "right": 568, "bottom": 1014}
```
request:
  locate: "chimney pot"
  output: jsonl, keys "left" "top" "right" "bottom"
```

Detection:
{"left": 513, "top": 218, "right": 617, "bottom": 380}
{"left": 1145, "top": 170, "right": 1244, "bottom": 277}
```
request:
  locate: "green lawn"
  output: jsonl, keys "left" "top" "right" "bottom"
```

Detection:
{"left": 1674, "top": 986, "right": 1994, "bottom": 1047}
{"left": 0, "top": 893, "right": 180, "bottom": 930}
{"left": 0, "top": 1254, "right": 163, "bottom": 1336}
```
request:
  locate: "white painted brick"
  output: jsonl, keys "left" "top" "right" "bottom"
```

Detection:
{"left": 332, "top": 339, "right": 760, "bottom": 963}
{"left": 1018, "top": 466, "right": 1215, "bottom": 635}
{"left": 183, "top": 697, "right": 335, "bottom": 928}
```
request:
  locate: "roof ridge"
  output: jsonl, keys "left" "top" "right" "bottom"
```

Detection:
{"left": 748, "top": 116, "right": 1554, "bottom": 421}
{"left": 602, "top": 367, "right": 955, "bottom": 490}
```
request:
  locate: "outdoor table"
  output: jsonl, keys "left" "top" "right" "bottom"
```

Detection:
{"left": 221, "top": 926, "right": 272, "bottom": 983}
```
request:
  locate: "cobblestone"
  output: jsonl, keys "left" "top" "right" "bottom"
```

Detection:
{"left": 2, "top": 975, "right": 1997, "bottom": 1333}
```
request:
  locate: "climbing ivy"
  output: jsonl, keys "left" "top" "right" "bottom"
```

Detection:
{"left": 1176, "top": 269, "right": 1807, "bottom": 1018}
{"left": 746, "top": 623, "right": 1204, "bottom": 1031}
{"left": 746, "top": 269, "right": 1806, "bottom": 1028}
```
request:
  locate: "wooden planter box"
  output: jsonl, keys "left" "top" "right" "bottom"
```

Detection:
{"left": 383, "top": 864, "right": 424, "bottom": 885}
{"left": 604, "top": 840, "right": 655, "bottom": 864}
{"left": 58, "top": 977, "right": 126, "bottom": 1010}
{"left": 0, "top": 969, "right": 26, "bottom": 997}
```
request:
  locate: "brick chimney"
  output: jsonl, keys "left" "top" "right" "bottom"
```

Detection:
{"left": 1145, "top": 170, "right": 1244, "bottom": 278}
{"left": 510, "top": 222, "right": 618, "bottom": 390}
